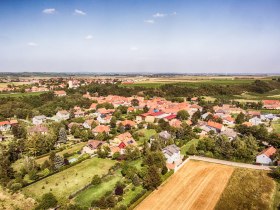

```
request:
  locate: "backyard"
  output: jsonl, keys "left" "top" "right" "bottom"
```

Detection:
{"left": 22, "top": 158, "right": 116, "bottom": 202}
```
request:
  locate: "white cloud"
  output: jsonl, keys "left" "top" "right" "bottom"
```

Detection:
{"left": 42, "top": 8, "right": 56, "bottom": 14}
{"left": 74, "top": 9, "right": 86, "bottom": 16}
{"left": 153, "top": 13, "right": 167, "bottom": 18}
{"left": 130, "top": 47, "right": 139, "bottom": 51}
{"left": 144, "top": 19, "right": 155, "bottom": 24}
{"left": 85, "top": 35, "right": 93, "bottom": 40}
{"left": 171, "top": 12, "right": 177, "bottom": 16}
{"left": 27, "top": 42, "right": 38, "bottom": 47}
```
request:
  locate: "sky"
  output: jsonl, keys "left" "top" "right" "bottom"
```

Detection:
{"left": 0, "top": 0, "right": 280, "bottom": 73}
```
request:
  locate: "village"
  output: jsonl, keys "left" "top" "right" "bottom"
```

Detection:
{"left": 1, "top": 77, "right": 280, "bottom": 209}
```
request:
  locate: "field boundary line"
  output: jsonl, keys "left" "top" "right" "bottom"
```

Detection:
{"left": 189, "top": 156, "right": 271, "bottom": 170}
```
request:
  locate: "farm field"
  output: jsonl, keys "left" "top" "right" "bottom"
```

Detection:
{"left": 216, "top": 168, "right": 275, "bottom": 210}
{"left": 0, "top": 82, "right": 31, "bottom": 88}
{"left": 135, "top": 160, "right": 234, "bottom": 210}
{"left": 22, "top": 158, "right": 116, "bottom": 202}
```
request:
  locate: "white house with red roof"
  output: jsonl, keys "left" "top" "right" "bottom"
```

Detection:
{"left": 256, "top": 146, "right": 276, "bottom": 165}
{"left": 0, "top": 121, "right": 11, "bottom": 131}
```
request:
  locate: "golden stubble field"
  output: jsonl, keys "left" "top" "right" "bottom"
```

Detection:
{"left": 136, "top": 160, "right": 234, "bottom": 210}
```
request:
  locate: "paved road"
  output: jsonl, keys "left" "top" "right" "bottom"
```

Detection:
{"left": 189, "top": 156, "right": 271, "bottom": 170}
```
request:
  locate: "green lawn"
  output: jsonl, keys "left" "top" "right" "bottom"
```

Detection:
{"left": 35, "top": 142, "right": 87, "bottom": 165}
{"left": 180, "top": 139, "right": 199, "bottom": 155}
{"left": 118, "top": 185, "right": 144, "bottom": 207}
{"left": 272, "top": 120, "right": 280, "bottom": 134}
{"left": 136, "top": 129, "right": 157, "bottom": 145}
{"left": 74, "top": 170, "right": 123, "bottom": 208}
{"left": 22, "top": 158, "right": 116, "bottom": 202}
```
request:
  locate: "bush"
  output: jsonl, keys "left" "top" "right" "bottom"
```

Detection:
{"left": 35, "top": 193, "right": 57, "bottom": 210}
{"left": 91, "top": 175, "right": 102, "bottom": 185}
{"left": 115, "top": 186, "right": 124, "bottom": 195}
{"left": 10, "top": 182, "right": 22, "bottom": 192}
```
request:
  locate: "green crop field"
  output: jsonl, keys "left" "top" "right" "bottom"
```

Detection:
{"left": 120, "top": 79, "right": 256, "bottom": 89}
{"left": 215, "top": 168, "right": 275, "bottom": 210}
{"left": 22, "top": 158, "right": 116, "bottom": 202}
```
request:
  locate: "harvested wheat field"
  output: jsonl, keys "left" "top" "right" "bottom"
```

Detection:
{"left": 136, "top": 160, "right": 234, "bottom": 210}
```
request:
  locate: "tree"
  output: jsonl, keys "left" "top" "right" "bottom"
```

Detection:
{"left": 35, "top": 193, "right": 58, "bottom": 210}
{"left": 191, "top": 110, "right": 201, "bottom": 125}
{"left": 131, "top": 99, "right": 139, "bottom": 107}
{"left": 187, "top": 144, "right": 198, "bottom": 155}
{"left": 235, "top": 112, "right": 246, "bottom": 124}
{"left": 91, "top": 175, "right": 102, "bottom": 185}
{"left": 110, "top": 116, "right": 117, "bottom": 128}
{"left": 143, "top": 105, "right": 149, "bottom": 113}
{"left": 177, "top": 110, "right": 190, "bottom": 120}
{"left": 58, "top": 127, "right": 68, "bottom": 143}
{"left": 143, "top": 165, "right": 162, "bottom": 190}
{"left": 0, "top": 145, "right": 14, "bottom": 186}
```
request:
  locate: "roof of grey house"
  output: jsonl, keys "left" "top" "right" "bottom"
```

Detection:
{"left": 220, "top": 128, "right": 237, "bottom": 138}
{"left": 162, "top": 144, "right": 180, "bottom": 157}
{"left": 159, "top": 131, "right": 171, "bottom": 139}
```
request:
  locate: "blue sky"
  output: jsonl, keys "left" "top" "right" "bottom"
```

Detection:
{"left": 0, "top": 0, "right": 280, "bottom": 73}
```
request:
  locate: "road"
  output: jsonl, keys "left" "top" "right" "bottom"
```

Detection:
{"left": 188, "top": 156, "right": 271, "bottom": 170}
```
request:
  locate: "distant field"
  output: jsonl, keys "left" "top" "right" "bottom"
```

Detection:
{"left": 120, "top": 79, "right": 255, "bottom": 89}
{"left": 0, "top": 92, "right": 44, "bottom": 98}
{"left": 22, "top": 158, "right": 116, "bottom": 202}
{"left": 216, "top": 168, "right": 275, "bottom": 210}
{"left": 0, "top": 82, "right": 31, "bottom": 88}
{"left": 136, "top": 160, "right": 234, "bottom": 210}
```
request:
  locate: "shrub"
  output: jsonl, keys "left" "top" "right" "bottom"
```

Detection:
{"left": 115, "top": 186, "right": 124, "bottom": 195}
{"left": 91, "top": 175, "right": 102, "bottom": 185}
{"left": 35, "top": 193, "right": 57, "bottom": 210}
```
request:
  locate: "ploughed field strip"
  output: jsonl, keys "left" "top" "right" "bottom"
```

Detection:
{"left": 136, "top": 160, "right": 234, "bottom": 210}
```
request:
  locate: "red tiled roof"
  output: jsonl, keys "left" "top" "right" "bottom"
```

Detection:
{"left": 165, "top": 114, "right": 177, "bottom": 120}
{"left": 259, "top": 146, "right": 276, "bottom": 158}
{"left": 207, "top": 121, "right": 223, "bottom": 130}
{"left": 0, "top": 121, "right": 10, "bottom": 126}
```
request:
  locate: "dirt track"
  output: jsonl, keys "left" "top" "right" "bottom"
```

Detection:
{"left": 135, "top": 160, "right": 234, "bottom": 210}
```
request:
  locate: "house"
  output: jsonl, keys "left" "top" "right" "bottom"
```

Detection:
{"left": 263, "top": 100, "right": 280, "bottom": 110}
{"left": 162, "top": 144, "right": 182, "bottom": 169}
{"left": 32, "top": 115, "right": 47, "bottom": 125}
{"left": 256, "top": 146, "right": 276, "bottom": 165}
{"left": 207, "top": 121, "right": 224, "bottom": 133}
{"left": 118, "top": 120, "right": 136, "bottom": 128}
{"left": 248, "top": 111, "right": 261, "bottom": 117}
{"left": 54, "top": 90, "right": 67, "bottom": 97}
{"left": 159, "top": 131, "right": 171, "bottom": 142}
{"left": 74, "top": 110, "right": 85, "bottom": 118}
{"left": 28, "top": 125, "right": 48, "bottom": 135}
{"left": 0, "top": 121, "right": 11, "bottom": 131}
{"left": 249, "top": 117, "right": 263, "bottom": 126}
{"left": 82, "top": 140, "right": 104, "bottom": 155}
{"left": 92, "top": 125, "right": 110, "bottom": 134}
{"left": 220, "top": 128, "right": 237, "bottom": 141}
{"left": 223, "top": 116, "right": 235, "bottom": 125}
{"left": 83, "top": 119, "right": 96, "bottom": 129}
{"left": 169, "top": 119, "right": 182, "bottom": 128}
{"left": 56, "top": 110, "right": 70, "bottom": 121}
